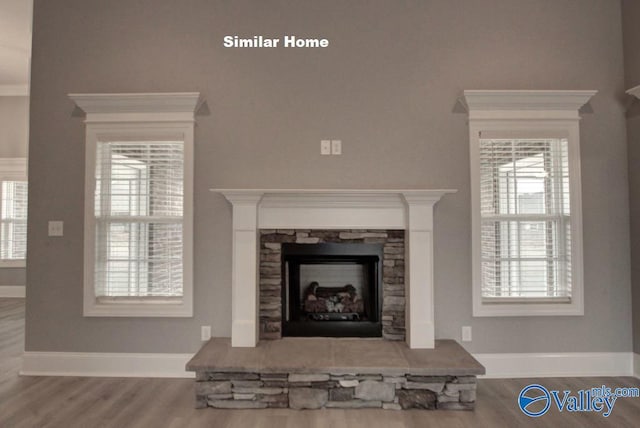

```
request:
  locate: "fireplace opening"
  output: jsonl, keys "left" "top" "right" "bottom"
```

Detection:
{"left": 281, "top": 243, "right": 383, "bottom": 337}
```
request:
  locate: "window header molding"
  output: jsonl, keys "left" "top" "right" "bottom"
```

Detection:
{"left": 627, "top": 85, "right": 640, "bottom": 100}
{"left": 0, "top": 158, "right": 27, "bottom": 178}
{"left": 68, "top": 92, "right": 201, "bottom": 124}
{"left": 461, "top": 90, "right": 597, "bottom": 121}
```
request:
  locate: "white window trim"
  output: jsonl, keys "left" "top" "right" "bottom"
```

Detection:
{"left": 463, "top": 90, "right": 596, "bottom": 317}
{"left": 69, "top": 93, "right": 199, "bottom": 317}
{"left": 0, "top": 158, "right": 28, "bottom": 268}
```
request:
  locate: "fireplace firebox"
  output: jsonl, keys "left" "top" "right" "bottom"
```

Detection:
{"left": 281, "top": 243, "right": 383, "bottom": 337}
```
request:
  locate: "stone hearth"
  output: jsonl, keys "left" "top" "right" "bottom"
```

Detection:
{"left": 186, "top": 338, "right": 485, "bottom": 410}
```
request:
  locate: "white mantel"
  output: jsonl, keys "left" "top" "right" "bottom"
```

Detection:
{"left": 211, "top": 188, "right": 456, "bottom": 349}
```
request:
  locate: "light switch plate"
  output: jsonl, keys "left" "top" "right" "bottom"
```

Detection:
{"left": 462, "top": 326, "right": 472, "bottom": 342}
{"left": 201, "top": 325, "right": 211, "bottom": 341}
{"left": 320, "top": 140, "right": 331, "bottom": 155}
{"left": 331, "top": 140, "right": 342, "bottom": 155}
{"left": 48, "top": 221, "right": 64, "bottom": 237}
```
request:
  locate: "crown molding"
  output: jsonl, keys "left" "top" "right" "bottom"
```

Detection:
{"left": 68, "top": 92, "right": 201, "bottom": 123}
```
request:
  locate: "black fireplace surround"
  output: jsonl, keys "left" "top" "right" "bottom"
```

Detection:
{"left": 281, "top": 243, "right": 383, "bottom": 337}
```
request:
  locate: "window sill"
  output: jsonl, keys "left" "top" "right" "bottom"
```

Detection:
{"left": 481, "top": 296, "right": 572, "bottom": 304}
{"left": 473, "top": 299, "right": 583, "bottom": 317}
{"left": 0, "top": 260, "right": 26, "bottom": 268}
{"left": 83, "top": 298, "right": 193, "bottom": 317}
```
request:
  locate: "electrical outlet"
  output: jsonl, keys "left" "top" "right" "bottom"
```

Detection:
{"left": 320, "top": 140, "right": 331, "bottom": 155}
{"left": 331, "top": 140, "right": 342, "bottom": 155}
{"left": 462, "top": 326, "right": 472, "bottom": 342}
{"left": 201, "top": 325, "right": 211, "bottom": 341}
{"left": 48, "top": 221, "right": 64, "bottom": 237}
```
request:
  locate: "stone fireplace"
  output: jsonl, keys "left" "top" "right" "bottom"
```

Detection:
{"left": 260, "top": 230, "right": 404, "bottom": 340}
{"left": 214, "top": 189, "right": 456, "bottom": 349}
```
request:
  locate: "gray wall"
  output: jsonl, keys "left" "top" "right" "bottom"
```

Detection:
{"left": 0, "top": 95, "right": 28, "bottom": 287}
{"left": 26, "top": 0, "right": 632, "bottom": 354}
{"left": 622, "top": 0, "right": 640, "bottom": 355}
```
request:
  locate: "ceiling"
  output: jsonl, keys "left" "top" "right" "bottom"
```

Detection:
{"left": 0, "top": 0, "right": 32, "bottom": 95}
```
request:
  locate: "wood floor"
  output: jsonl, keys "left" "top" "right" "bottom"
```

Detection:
{"left": 1, "top": 298, "right": 639, "bottom": 427}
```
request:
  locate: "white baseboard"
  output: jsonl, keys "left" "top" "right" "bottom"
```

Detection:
{"left": 0, "top": 285, "right": 26, "bottom": 298}
{"left": 473, "top": 352, "right": 634, "bottom": 378}
{"left": 21, "top": 351, "right": 195, "bottom": 378}
{"left": 19, "top": 350, "right": 636, "bottom": 380}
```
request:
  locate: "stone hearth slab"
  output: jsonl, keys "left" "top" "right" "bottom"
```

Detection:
{"left": 187, "top": 338, "right": 484, "bottom": 376}
{"left": 187, "top": 339, "right": 483, "bottom": 410}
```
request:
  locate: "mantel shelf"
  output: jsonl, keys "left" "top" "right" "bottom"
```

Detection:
{"left": 210, "top": 188, "right": 457, "bottom": 194}
{"left": 211, "top": 188, "right": 457, "bottom": 205}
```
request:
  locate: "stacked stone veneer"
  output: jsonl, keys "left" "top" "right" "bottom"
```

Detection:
{"left": 195, "top": 371, "right": 477, "bottom": 410}
{"left": 259, "top": 229, "right": 405, "bottom": 341}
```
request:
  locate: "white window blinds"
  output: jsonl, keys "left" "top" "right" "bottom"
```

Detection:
{"left": 94, "top": 141, "right": 184, "bottom": 298}
{"left": 1, "top": 180, "right": 28, "bottom": 261}
{"left": 479, "top": 138, "right": 571, "bottom": 300}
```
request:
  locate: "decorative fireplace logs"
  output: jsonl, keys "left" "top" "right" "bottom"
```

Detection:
{"left": 303, "top": 281, "right": 364, "bottom": 317}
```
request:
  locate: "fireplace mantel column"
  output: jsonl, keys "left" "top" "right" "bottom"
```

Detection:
{"left": 403, "top": 193, "right": 440, "bottom": 349}
{"left": 222, "top": 191, "right": 264, "bottom": 347}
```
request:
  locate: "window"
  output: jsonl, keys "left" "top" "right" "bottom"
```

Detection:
{"left": 0, "top": 158, "right": 28, "bottom": 267}
{"left": 480, "top": 138, "right": 570, "bottom": 301}
{"left": 463, "top": 90, "right": 596, "bottom": 316}
{"left": 95, "top": 141, "right": 184, "bottom": 299}
{"left": 70, "top": 93, "right": 199, "bottom": 317}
